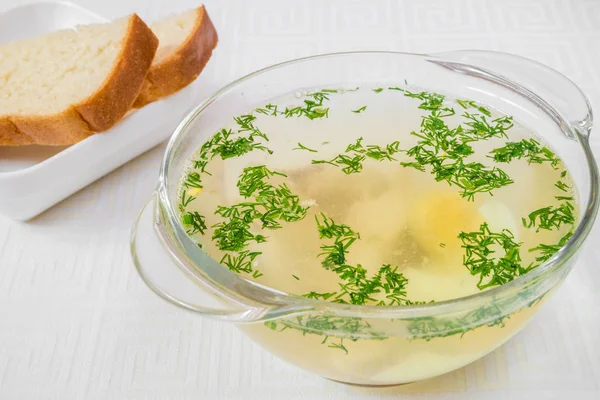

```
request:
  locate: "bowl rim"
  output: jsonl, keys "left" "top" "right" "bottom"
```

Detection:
{"left": 155, "top": 50, "right": 600, "bottom": 319}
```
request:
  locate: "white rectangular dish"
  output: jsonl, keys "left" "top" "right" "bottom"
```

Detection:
{"left": 0, "top": 1, "right": 213, "bottom": 221}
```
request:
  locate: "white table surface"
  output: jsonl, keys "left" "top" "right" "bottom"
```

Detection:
{"left": 1, "top": 0, "right": 600, "bottom": 399}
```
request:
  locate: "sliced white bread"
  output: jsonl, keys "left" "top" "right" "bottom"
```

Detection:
{"left": 0, "top": 14, "right": 158, "bottom": 146}
{"left": 133, "top": 5, "right": 218, "bottom": 107}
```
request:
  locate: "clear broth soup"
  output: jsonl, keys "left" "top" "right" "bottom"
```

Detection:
{"left": 175, "top": 86, "right": 577, "bottom": 384}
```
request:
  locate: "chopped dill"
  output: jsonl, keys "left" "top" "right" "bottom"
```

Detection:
{"left": 293, "top": 142, "right": 318, "bottom": 153}
{"left": 458, "top": 223, "right": 526, "bottom": 290}
{"left": 555, "top": 195, "right": 574, "bottom": 201}
{"left": 401, "top": 90, "right": 514, "bottom": 200}
{"left": 182, "top": 211, "right": 207, "bottom": 235}
{"left": 490, "top": 139, "right": 559, "bottom": 167}
{"left": 328, "top": 340, "right": 348, "bottom": 355}
{"left": 352, "top": 106, "right": 367, "bottom": 113}
{"left": 219, "top": 250, "right": 261, "bottom": 274}
{"left": 304, "top": 291, "right": 337, "bottom": 300}
{"left": 311, "top": 214, "right": 412, "bottom": 306}
{"left": 179, "top": 191, "right": 195, "bottom": 211}
{"left": 312, "top": 137, "right": 400, "bottom": 175}
{"left": 181, "top": 120, "right": 274, "bottom": 201}
{"left": 236, "top": 165, "right": 287, "bottom": 198}
{"left": 373, "top": 88, "right": 384, "bottom": 93}
{"left": 462, "top": 113, "right": 512, "bottom": 141}
{"left": 264, "top": 314, "right": 379, "bottom": 355}
{"left": 211, "top": 166, "right": 309, "bottom": 273}
{"left": 555, "top": 180, "right": 569, "bottom": 192}
{"left": 529, "top": 230, "right": 573, "bottom": 264}
{"left": 212, "top": 213, "right": 267, "bottom": 252}
{"left": 183, "top": 172, "right": 202, "bottom": 189}
{"left": 210, "top": 128, "right": 272, "bottom": 160}
{"left": 457, "top": 99, "right": 492, "bottom": 116}
{"left": 522, "top": 202, "right": 575, "bottom": 232}
{"left": 403, "top": 90, "right": 451, "bottom": 113}
{"left": 264, "top": 321, "right": 278, "bottom": 330}
{"left": 234, "top": 114, "right": 268, "bottom": 141}
{"left": 282, "top": 91, "right": 332, "bottom": 120}
{"left": 255, "top": 103, "right": 280, "bottom": 116}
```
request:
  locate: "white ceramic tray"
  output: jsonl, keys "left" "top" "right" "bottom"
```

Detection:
{"left": 0, "top": 1, "right": 210, "bottom": 221}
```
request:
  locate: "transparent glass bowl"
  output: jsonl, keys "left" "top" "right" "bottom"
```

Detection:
{"left": 131, "top": 51, "right": 599, "bottom": 386}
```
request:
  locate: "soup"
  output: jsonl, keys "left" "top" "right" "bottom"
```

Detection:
{"left": 176, "top": 86, "right": 577, "bottom": 384}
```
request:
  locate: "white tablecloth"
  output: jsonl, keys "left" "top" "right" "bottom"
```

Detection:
{"left": 1, "top": 0, "right": 600, "bottom": 399}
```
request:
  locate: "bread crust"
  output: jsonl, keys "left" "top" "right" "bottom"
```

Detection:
{"left": 77, "top": 14, "right": 159, "bottom": 130}
{"left": 0, "top": 118, "right": 33, "bottom": 146}
{"left": 3, "top": 14, "right": 159, "bottom": 146}
{"left": 11, "top": 109, "right": 94, "bottom": 146}
{"left": 133, "top": 6, "right": 218, "bottom": 108}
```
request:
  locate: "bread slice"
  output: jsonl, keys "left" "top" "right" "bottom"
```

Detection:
{"left": 0, "top": 14, "right": 158, "bottom": 146}
{"left": 133, "top": 6, "right": 218, "bottom": 107}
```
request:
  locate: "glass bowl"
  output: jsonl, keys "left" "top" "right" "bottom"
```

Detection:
{"left": 131, "top": 51, "right": 599, "bottom": 386}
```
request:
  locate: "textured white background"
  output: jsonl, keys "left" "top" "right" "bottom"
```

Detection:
{"left": 1, "top": 0, "right": 600, "bottom": 399}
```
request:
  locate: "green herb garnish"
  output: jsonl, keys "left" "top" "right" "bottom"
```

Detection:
{"left": 401, "top": 91, "right": 514, "bottom": 200}
{"left": 352, "top": 106, "right": 367, "bottom": 113}
{"left": 458, "top": 223, "right": 526, "bottom": 290}
{"left": 522, "top": 202, "right": 575, "bottom": 232}
{"left": 490, "top": 139, "right": 559, "bottom": 167}
{"left": 210, "top": 128, "right": 272, "bottom": 160}
{"left": 182, "top": 211, "right": 207, "bottom": 235}
{"left": 555, "top": 180, "right": 569, "bottom": 192}
{"left": 212, "top": 211, "right": 267, "bottom": 252}
{"left": 293, "top": 142, "right": 318, "bottom": 153}
{"left": 409, "top": 302, "right": 507, "bottom": 341}
{"left": 529, "top": 230, "right": 573, "bottom": 264}
{"left": 312, "top": 137, "right": 400, "bottom": 175}
{"left": 179, "top": 191, "right": 195, "bottom": 211}
{"left": 265, "top": 314, "right": 383, "bottom": 354}
{"left": 304, "top": 291, "right": 337, "bottom": 301}
{"left": 183, "top": 119, "right": 273, "bottom": 197}
{"left": 234, "top": 114, "right": 268, "bottom": 141}
{"left": 220, "top": 250, "right": 261, "bottom": 274}
{"left": 211, "top": 166, "right": 309, "bottom": 274}
{"left": 404, "top": 90, "right": 451, "bottom": 113}
{"left": 457, "top": 99, "right": 492, "bottom": 116}
{"left": 328, "top": 341, "right": 349, "bottom": 354}
{"left": 183, "top": 172, "right": 202, "bottom": 189}
{"left": 283, "top": 91, "right": 331, "bottom": 120}
{"left": 462, "top": 113, "right": 512, "bottom": 141}
{"left": 255, "top": 103, "right": 280, "bottom": 116}
{"left": 311, "top": 214, "right": 412, "bottom": 306}
{"left": 236, "top": 165, "right": 287, "bottom": 198}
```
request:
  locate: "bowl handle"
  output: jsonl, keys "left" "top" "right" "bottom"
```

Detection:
{"left": 429, "top": 50, "right": 593, "bottom": 139}
{"left": 131, "top": 193, "right": 266, "bottom": 321}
